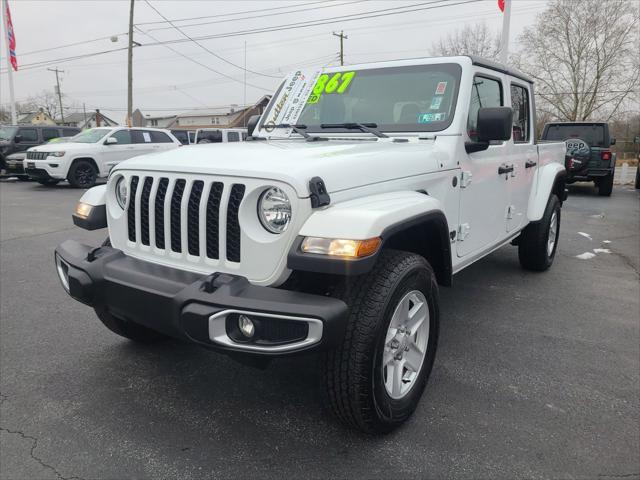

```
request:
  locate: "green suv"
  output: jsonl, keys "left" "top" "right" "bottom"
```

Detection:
{"left": 541, "top": 122, "right": 616, "bottom": 196}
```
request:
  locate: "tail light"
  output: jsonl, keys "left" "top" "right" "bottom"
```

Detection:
{"left": 601, "top": 151, "right": 612, "bottom": 161}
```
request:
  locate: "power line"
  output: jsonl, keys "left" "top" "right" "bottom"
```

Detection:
{"left": 1, "top": 0, "right": 482, "bottom": 74}
{"left": 132, "top": 25, "right": 273, "bottom": 92}
{"left": 143, "top": 0, "right": 367, "bottom": 33}
{"left": 143, "top": 0, "right": 280, "bottom": 79}
{"left": 135, "top": 0, "right": 332, "bottom": 26}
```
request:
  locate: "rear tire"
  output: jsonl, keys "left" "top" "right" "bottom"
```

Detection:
{"left": 597, "top": 173, "right": 614, "bottom": 196}
{"left": 95, "top": 306, "right": 169, "bottom": 343}
{"left": 68, "top": 160, "right": 97, "bottom": 188}
{"left": 323, "top": 249, "right": 439, "bottom": 434}
{"left": 518, "top": 194, "right": 561, "bottom": 271}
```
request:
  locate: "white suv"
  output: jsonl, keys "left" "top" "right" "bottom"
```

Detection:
{"left": 24, "top": 127, "right": 181, "bottom": 188}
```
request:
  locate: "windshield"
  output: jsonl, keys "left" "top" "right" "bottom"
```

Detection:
{"left": 296, "top": 63, "right": 461, "bottom": 133}
{"left": 544, "top": 124, "right": 607, "bottom": 147}
{"left": 0, "top": 126, "right": 17, "bottom": 141}
{"left": 69, "top": 128, "right": 111, "bottom": 143}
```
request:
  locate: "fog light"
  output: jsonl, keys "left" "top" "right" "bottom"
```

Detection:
{"left": 55, "top": 255, "right": 70, "bottom": 293}
{"left": 238, "top": 315, "right": 255, "bottom": 338}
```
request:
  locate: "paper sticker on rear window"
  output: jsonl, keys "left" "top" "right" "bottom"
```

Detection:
{"left": 418, "top": 112, "right": 447, "bottom": 123}
{"left": 142, "top": 132, "right": 151, "bottom": 142}
{"left": 435, "top": 82, "right": 447, "bottom": 95}
{"left": 430, "top": 97, "right": 443, "bottom": 110}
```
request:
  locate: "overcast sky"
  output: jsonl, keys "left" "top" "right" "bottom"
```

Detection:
{"left": 0, "top": 0, "right": 549, "bottom": 123}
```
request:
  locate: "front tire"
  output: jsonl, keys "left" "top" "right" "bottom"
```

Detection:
{"left": 518, "top": 194, "right": 561, "bottom": 271}
{"left": 68, "top": 160, "right": 97, "bottom": 188}
{"left": 323, "top": 250, "right": 439, "bottom": 434}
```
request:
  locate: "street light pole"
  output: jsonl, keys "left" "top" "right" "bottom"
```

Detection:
{"left": 127, "top": 0, "right": 135, "bottom": 127}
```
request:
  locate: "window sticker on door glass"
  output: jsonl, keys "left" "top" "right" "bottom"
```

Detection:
{"left": 142, "top": 132, "right": 151, "bottom": 142}
{"left": 435, "top": 81, "right": 447, "bottom": 95}
{"left": 429, "top": 97, "right": 443, "bottom": 110}
{"left": 418, "top": 112, "right": 447, "bottom": 123}
{"left": 307, "top": 71, "right": 356, "bottom": 104}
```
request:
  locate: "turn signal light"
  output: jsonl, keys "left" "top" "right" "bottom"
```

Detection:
{"left": 74, "top": 202, "right": 93, "bottom": 219}
{"left": 301, "top": 237, "right": 382, "bottom": 258}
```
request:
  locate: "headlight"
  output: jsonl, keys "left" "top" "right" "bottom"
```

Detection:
{"left": 47, "top": 151, "right": 65, "bottom": 157}
{"left": 258, "top": 187, "right": 291, "bottom": 234}
{"left": 115, "top": 176, "right": 128, "bottom": 209}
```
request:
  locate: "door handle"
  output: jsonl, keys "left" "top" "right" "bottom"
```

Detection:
{"left": 525, "top": 160, "right": 537, "bottom": 168}
{"left": 498, "top": 164, "right": 514, "bottom": 175}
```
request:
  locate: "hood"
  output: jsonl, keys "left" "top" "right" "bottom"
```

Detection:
{"left": 29, "top": 142, "right": 92, "bottom": 152}
{"left": 114, "top": 139, "right": 446, "bottom": 196}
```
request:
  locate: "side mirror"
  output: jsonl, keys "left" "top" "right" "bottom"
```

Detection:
{"left": 247, "top": 115, "right": 261, "bottom": 137}
{"left": 105, "top": 137, "right": 118, "bottom": 145}
{"left": 610, "top": 137, "right": 616, "bottom": 145}
{"left": 465, "top": 107, "right": 513, "bottom": 154}
{"left": 13, "top": 135, "right": 22, "bottom": 143}
{"left": 477, "top": 107, "right": 513, "bottom": 142}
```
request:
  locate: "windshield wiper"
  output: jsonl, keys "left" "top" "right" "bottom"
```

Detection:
{"left": 273, "top": 123, "right": 311, "bottom": 139}
{"left": 319, "top": 122, "right": 388, "bottom": 138}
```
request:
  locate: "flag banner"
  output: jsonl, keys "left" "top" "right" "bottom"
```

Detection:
{"left": 5, "top": 0, "right": 17, "bottom": 71}
{"left": 498, "top": 0, "right": 505, "bottom": 12}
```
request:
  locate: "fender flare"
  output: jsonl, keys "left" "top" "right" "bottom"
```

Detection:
{"left": 527, "top": 164, "right": 567, "bottom": 222}
{"left": 72, "top": 185, "right": 107, "bottom": 230}
{"left": 287, "top": 191, "right": 452, "bottom": 284}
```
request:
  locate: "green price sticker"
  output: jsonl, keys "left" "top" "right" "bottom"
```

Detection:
{"left": 308, "top": 71, "right": 356, "bottom": 104}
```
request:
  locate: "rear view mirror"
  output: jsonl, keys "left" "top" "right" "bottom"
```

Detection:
{"left": 105, "top": 137, "right": 118, "bottom": 145}
{"left": 477, "top": 107, "right": 513, "bottom": 142}
{"left": 247, "top": 115, "right": 261, "bottom": 137}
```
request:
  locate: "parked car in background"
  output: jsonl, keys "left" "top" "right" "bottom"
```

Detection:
{"left": 170, "top": 129, "right": 196, "bottom": 146}
{"left": 0, "top": 125, "right": 81, "bottom": 177}
{"left": 24, "top": 127, "right": 181, "bottom": 188}
{"left": 540, "top": 122, "right": 616, "bottom": 196}
{"left": 194, "top": 128, "right": 247, "bottom": 143}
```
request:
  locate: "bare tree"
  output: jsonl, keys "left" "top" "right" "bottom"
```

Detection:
{"left": 431, "top": 23, "right": 501, "bottom": 61}
{"left": 516, "top": 0, "right": 639, "bottom": 121}
{"left": 26, "top": 90, "right": 63, "bottom": 120}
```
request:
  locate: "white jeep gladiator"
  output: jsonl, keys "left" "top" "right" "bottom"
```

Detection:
{"left": 55, "top": 55, "right": 566, "bottom": 433}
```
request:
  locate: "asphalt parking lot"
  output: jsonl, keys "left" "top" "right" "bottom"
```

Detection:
{"left": 1, "top": 179, "right": 638, "bottom": 480}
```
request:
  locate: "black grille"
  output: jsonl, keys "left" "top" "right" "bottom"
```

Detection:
{"left": 170, "top": 179, "right": 186, "bottom": 252}
{"left": 127, "top": 176, "right": 139, "bottom": 242}
{"left": 140, "top": 177, "right": 153, "bottom": 246}
{"left": 154, "top": 178, "right": 169, "bottom": 249}
{"left": 226, "top": 184, "right": 245, "bottom": 263}
{"left": 205, "top": 182, "right": 223, "bottom": 259}
{"left": 26, "top": 151, "right": 48, "bottom": 160}
{"left": 187, "top": 181, "right": 204, "bottom": 256}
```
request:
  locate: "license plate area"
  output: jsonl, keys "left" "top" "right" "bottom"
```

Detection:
{"left": 27, "top": 162, "right": 35, "bottom": 169}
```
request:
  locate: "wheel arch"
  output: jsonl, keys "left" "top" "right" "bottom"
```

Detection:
{"left": 68, "top": 156, "right": 99, "bottom": 176}
{"left": 527, "top": 164, "right": 567, "bottom": 222}
{"left": 287, "top": 191, "right": 453, "bottom": 286}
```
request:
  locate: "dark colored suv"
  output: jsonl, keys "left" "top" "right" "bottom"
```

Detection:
{"left": 0, "top": 125, "right": 81, "bottom": 177}
{"left": 540, "top": 122, "right": 616, "bottom": 196}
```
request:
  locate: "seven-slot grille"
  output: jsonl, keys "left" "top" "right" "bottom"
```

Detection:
{"left": 126, "top": 175, "right": 245, "bottom": 262}
{"left": 26, "top": 151, "right": 49, "bottom": 160}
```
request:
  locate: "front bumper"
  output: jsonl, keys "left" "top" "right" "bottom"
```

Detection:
{"left": 24, "top": 160, "right": 65, "bottom": 180}
{"left": 55, "top": 240, "right": 348, "bottom": 356}
{"left": 4, "top": 158, "right": 25, "bottom": 175}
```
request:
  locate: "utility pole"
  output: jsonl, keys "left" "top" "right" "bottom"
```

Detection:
{"left": 243, "top": 40, "right": 247, "bottom": 127}
{"left": 47, "top": 67, "right": 65, "bottom": 123}
{"left": 333, "top": 30, "right": 348, "bottom": 66}
{"left": 499, "top": 0, "right": 511, "bottom": 65}
{"left": 127, "top": 0, "right": 135, "bottom": 127}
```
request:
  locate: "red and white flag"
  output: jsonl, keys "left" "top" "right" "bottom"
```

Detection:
{"left": 498, "top": 0, "right": 505, "bottom": 12}
{"left": 4, "top": 0, "right": 17, "bottom": 71}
